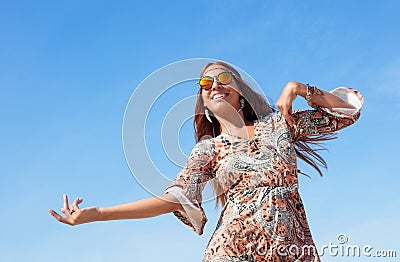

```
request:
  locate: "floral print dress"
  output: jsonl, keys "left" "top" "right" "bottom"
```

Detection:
{"left": 164, "top": 87, "right": 364, "bottom": 262}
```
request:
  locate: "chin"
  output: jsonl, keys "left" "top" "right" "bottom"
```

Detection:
{"left": 209, "top": 103, "right": 237, "bottom": 116}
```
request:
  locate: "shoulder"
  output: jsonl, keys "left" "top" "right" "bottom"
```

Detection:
{"left": 184, "top": 138, "right": 217, "bottom": 170}
{"left": 256, "top": 111, "right": 293, "bottom": 137}
{"left": 258, "top": 111, "right": 285, "bottom": 124}
{"left": 192, "top": 137, "right": 216, "bottom": 156}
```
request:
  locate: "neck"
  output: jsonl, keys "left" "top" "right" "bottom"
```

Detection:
{"left": 214, "top": 111, "right": 253, "bottom": 135}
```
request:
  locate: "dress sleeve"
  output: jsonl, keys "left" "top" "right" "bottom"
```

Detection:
{"left": 164, "top": 138, "right": 216, "bottom": 235}
{"left": 289, "top": 87, "right": 364, "bottom": 140}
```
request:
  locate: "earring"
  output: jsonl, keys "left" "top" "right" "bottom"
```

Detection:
{"left": 205, "top": 107, "right": 213, "bottom": 123}
{"left": 237, "top": 97, "right": 245, "bottom": 113}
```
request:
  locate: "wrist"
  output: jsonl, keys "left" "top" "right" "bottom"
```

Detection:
{"left": 305, "top": 84, "right": 319, "bottom": 108}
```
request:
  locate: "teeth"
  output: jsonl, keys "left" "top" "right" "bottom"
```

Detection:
{"left": 213, "top": 93, "right": 228, "bottom": 100}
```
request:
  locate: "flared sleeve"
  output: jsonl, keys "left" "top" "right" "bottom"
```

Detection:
{"left": 289, "top": 87, "right": 364, "bottom": 140}
{"left": 164, "top": 138, "right": 216, "bottom": 235}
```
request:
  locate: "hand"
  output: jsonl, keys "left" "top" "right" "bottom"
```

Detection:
{"left": 276, "top": 81, "right": 300, "bottom": 127}
{"left": 48, "top": 194, "right": 100, "bottom": 226}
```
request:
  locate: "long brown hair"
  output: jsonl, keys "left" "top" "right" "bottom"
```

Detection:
{"left": 194, "top": 61, "right": 334, "bottom": 209}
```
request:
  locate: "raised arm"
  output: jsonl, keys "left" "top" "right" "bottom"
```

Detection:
{"left": 277, "top": 81, "right": 362, "bottom": 127}
{"left": 48, "top": 193, "right": 182, "bottom": 226}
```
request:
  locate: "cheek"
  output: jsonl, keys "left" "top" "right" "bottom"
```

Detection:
{"left": 201, "top": 93, "right": 211, "bottom": 105}
{"left": 227, "top": 88, "right": 241, "bottom": 102}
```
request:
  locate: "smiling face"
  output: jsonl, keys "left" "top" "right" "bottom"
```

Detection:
{"left": 200, "top": 65, "right": 242, "bottom": 118}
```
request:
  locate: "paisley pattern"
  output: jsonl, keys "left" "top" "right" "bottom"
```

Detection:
{"left": 164, "top": 87, "right": 363, "bottom": 261}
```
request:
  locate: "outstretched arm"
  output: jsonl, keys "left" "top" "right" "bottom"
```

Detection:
{"left": 48, "top": 193, "right": 182, "bottom": 226}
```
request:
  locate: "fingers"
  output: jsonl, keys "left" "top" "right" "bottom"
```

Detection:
{"left": 286, "top": 106, "right": 296, "bottom": 127}
{"left": 48, "top": 194, "right": 83, "bottom": 226}
{"left": 70, "top": 198, "right": 83, "bottom": 212}
{"left": 48, "top": 209, "right": 71, "bottom": 225}
{"left": 277, "top": 83, "right": 298, "bottom": 127}
{"left": 277, "top": 103, "right": 296, "bottom": 127}
{"left": 63, "top": 194, "right": 70, "bottom": 212}
{"left": 61, "top": 194, "right": 72, "bottom": 218}
{"left": 282, "top": 113, "right": 296, "bottom": 127}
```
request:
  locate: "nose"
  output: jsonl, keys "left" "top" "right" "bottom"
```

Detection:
{"left": 211, "top": 77, "right": 222, "bottom": 91}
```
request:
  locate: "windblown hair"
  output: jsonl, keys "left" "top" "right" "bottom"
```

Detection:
{"left": 194, "top": 61, "right": 335, "bottom": 209}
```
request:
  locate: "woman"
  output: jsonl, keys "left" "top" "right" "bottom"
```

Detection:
{"left": 49, "top": 61, "right": 363, "bottom": 261}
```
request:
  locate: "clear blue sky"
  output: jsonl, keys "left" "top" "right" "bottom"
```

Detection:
{"left": 1, "top": 1, "right": 399, "bottom": 261}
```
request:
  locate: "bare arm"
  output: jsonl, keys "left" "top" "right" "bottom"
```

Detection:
{"left": 98, "top": 193, "right": 182, "bottom": 221}
{"left": 276, "top": 81, "right": 356, "bottom": 126}
{"left": 48, "top": 193, "right": 182, "bottom": 226}
{"left": 292, "top": 82, "right": 356, "bottom": 109}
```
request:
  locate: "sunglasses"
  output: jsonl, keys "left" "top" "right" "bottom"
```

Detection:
{"left": 198, "top": 71, "right": 235, "bottom": 90}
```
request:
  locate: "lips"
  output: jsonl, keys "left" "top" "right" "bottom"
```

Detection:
{"left": 211, "top": 93, "right": 229, "bottom": 100}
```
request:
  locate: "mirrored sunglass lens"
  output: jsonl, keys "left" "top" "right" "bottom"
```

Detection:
{"left": 199, "top": 77, "right": 213, "bottom": 89}
{"left": 218, "top": 72, "right": 232, "bottom": 84}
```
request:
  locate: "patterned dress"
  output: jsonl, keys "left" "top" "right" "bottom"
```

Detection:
{"left": 164, "top": 87, "right": 364, "bottom": 261}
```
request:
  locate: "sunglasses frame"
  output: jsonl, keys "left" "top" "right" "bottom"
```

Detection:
{"left": 197, "top": 71, "right": 236, "bottom": 90}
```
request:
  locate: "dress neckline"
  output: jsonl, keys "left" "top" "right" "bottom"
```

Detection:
{"left": 218, "top": 119, "right": 259, "bottom": 141}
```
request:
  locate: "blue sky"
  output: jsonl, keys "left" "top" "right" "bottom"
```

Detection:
{"left": 1, "top": 0, "right": 399, "bottom": 261}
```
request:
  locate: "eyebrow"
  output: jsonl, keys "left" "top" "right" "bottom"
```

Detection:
{"left": 204, "top": 68, "right": 228, "bottom": 75}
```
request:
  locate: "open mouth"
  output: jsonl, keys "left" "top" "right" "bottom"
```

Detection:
{"left": 212, "top": 93, "right": 229, "bottom": 100}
